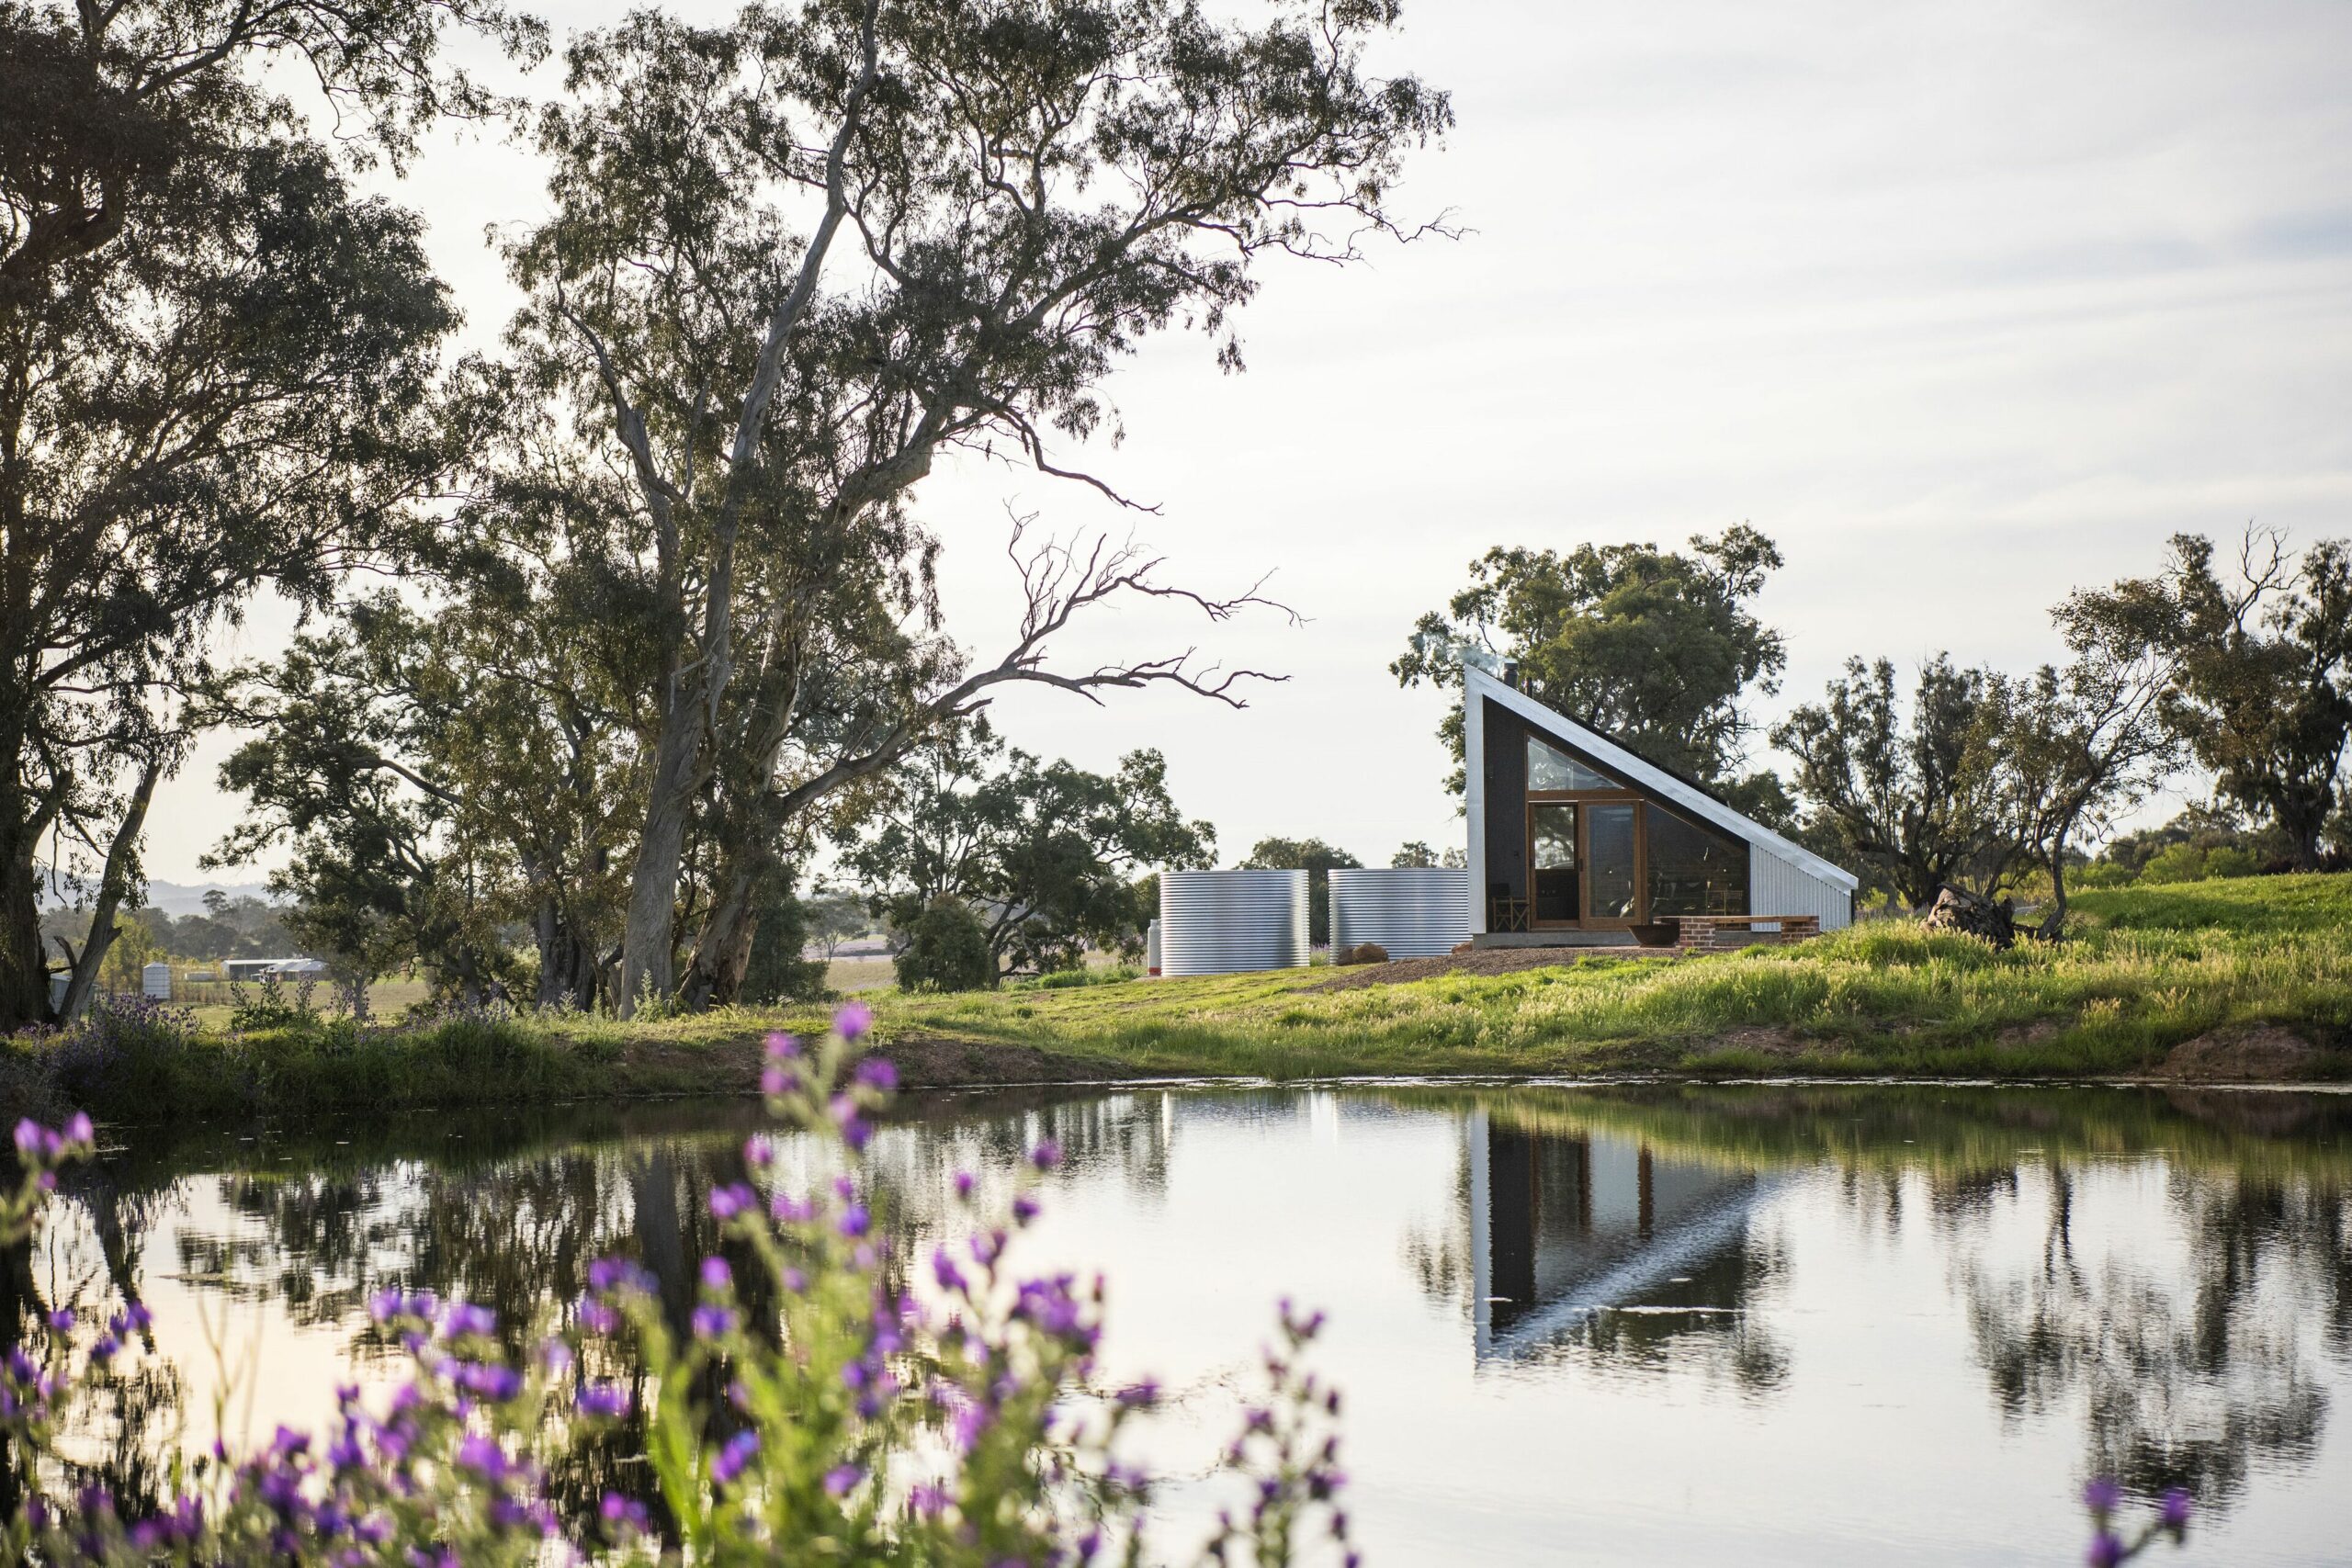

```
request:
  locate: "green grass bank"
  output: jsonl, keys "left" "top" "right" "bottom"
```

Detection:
{"left": 10, "top": 874, "right": 2349, "bottom": 1126}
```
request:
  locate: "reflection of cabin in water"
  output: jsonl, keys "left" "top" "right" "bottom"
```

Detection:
{"left": 1462, "top": 662, "right": 1856, "bottom": 948}
{"left": 1468, "top": 1108, "right": 1775, "bottom": 1361}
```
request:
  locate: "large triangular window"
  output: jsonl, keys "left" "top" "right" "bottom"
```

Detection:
{"left": 1527, "top": 735, "right": 1620, "bottom": 792}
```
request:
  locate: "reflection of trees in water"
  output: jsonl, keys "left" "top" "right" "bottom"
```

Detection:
{"left": 1397, "top": 1138, "right": 1473, "bottom": 1310}
{"left": 1946, "top": 1162, "right": 2343, "bottom": 1508}
{"left": 4, "top": 1160, "right": 187, "bottom": 1529}
{"left": 14, "top": 1089, "right": 1179, "bottom": 1531}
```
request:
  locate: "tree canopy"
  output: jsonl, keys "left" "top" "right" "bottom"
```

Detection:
{"left": 843, "top": 721, "right": 1215, "bottom": 985}
{"left": 0, "top": 0, "right": 536, "bottom": 1028}
{"left": 1771, "top": 656, "right": 2013, "bottom": 909}
{"left": 2089, "top": 530, "right": 2352, "bottom": 872}
{"left": 495, "top": 0, "right": 1450, "bottom": 1011}
{"left": 1393, "top": 527, "right": 1787, "bottom": 797}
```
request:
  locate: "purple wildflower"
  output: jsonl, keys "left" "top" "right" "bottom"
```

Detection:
{"left": 2083, "top": 1479, "right": 2123, "bottom": 1515}
{"left": 835, "top": 1001, "right": 874, "bottom": 1042}
{"left": 713, "top": 1429, "right": 761, "bottom": 1485}
{"left": 579, "top": 1383, "right": 631, "bottom": 1419}
{"left": 823, "top": 1463, "right": 862, "bottom": 1497}
{"left": 691, "top": 1304, "right": 737, "bottom": 1339}
{"left": 954, "top": 1170, "right": 976, "bottom": 1199}
{"left": 2086, "top": 1530, "right": 2125, "bottom": 1568}
{"left": 1029, "top": 1139, "right": 1062, "bottom": 1171}
{"left": 455, "top": 1435, "right": 511, "bottom": 1482}
{"left": 932, "top": 1247, "right": 967, "bottom": 1292}
{"left": 854, "top": 1055, "right": 897, "bottom": 1091}
{"left": 838, "top": 1202, "right": 871, "bottom": 1239}
{"left": 601, "top": 1492, "right": 650, "bottom": 1534}
{"left": 709, "top": 1182, "right": 755, "bottom": 1220}
{"left": 699, "top": 1256, "right": 733, "bottom": 1292}
{"left": 2161, "top": 1489, "right": 2192, "bottom": 1529}
{"left": 442, "top": 1302, "right": 495, "bottom": 1338}
{"left": 764, "top": 1031, "right": 800, "bottom": 1061}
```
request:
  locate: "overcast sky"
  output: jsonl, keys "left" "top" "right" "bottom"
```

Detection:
{"left": 145, "top": 0, "right": 2352, "bottom": 886}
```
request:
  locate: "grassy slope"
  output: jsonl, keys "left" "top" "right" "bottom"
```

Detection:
{"left": 15, "top": 874, "right": 2346, "bottom": 1124}
{"left": 870, "top": 874, "right": 2352, "bottom": 1079}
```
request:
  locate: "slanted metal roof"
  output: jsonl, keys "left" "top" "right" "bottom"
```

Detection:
{"left": 1465, "top": 664, "right": 1860, "bottom": 892}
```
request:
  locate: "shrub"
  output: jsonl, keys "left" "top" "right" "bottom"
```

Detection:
{"left": 0, "top": 1012, "right": 1360, "bottom": 1567}
{"left": 893, "top": 897, "right": 997, "bottom": 992}
{"left": 48, "top": 995, "right": 199, "bottom": 1112}
{"left": 227, "top": 971, "right": 318, "bottom": 1032}
{"left": 741, "top": 875, "right": 832, "bottom": 1004}
{"left": 2202, "top": 846, "right": 2259, "bottom": 879}
{"left": 1336, "top": 943, "right": 1390, "bottom": 966}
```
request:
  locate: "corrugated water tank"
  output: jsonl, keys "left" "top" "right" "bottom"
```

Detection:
{"left": 1329, "top": 867, "right": 1470, "bottom": 958}
{"left": 1157, "top": 870, "right": 1309, "bottom": 976}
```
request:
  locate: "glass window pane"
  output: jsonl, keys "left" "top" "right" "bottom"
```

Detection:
{"left": 1531, "top": 803, "right": 1578, "bottom": 923}
{"left": 1587, "top": 804, "right": 1638, "bottom": 919}
{"left": 1645, "top": 807, "right": 1748, "bottom": 917}
{"left": 1527, "top": 736, "right": 1619, "bottom": 792}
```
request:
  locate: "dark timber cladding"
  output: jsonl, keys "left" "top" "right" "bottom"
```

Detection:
{"left": 1479, "top": 696, "right": 1750, "bottom": 928}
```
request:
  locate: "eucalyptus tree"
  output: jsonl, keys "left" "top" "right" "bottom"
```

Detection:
{"left": 0, "top": 0, "right": 540, "bottom": 1028}
{"left": 842, "top": 718, "right": 1215, "bottom": 983}
{"left": 1998, "top": 591, "right": 2181, "bottom": 937}
{"left": 1393, "top": 527, "right": 1788, "bottom": 801}
{"left": 1771, "top": 656, "right": 2016, "bottom": 909}
{"left": 503, "top": 0, "right": 1452, "bottom": 1013}
{"left": 2088, "top": 530, "right": 2352, "bottom": 872}
{"left": 205, "top": 549, "right": 650, "bottom": 1010}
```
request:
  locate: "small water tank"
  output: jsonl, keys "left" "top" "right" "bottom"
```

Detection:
{"left": 142, "top": 962, "right": 173, "bottom": 1000}
{"left": 1145, "top": 919, "right": 1161, "bottom": 977}
{"left": 1329, "top": 867, "right": 1470, "bottom": 958}
{"left": 1158, "top": 870, "right": 1308, "bottom": 976}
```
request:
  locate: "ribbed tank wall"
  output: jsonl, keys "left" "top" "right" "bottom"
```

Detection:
{"left": 1329, "top": 868, "right": 1471, "bottom": 958}
{"left": 1158, "top": 870, "right": 1309, "bottom": 976}
{"left": 1748, "top": 848, "right": 1853, "bottom": 931}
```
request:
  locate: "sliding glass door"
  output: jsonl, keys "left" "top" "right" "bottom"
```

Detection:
{"left": 1584, "top": 803, "right": 1640, "bottom": 926}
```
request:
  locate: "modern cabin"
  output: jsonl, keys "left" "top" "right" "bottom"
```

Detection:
{"left": 1462, "top": 663, "right": 1856, "bottom": 945}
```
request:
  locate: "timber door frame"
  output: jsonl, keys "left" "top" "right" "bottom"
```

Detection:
{"left": 1525, "top": 792, "right": 1647, "bottom": 929}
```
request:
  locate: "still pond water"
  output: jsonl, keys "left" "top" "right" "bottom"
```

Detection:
{"left": 22, "top": 1081, "right": 2352, "bottom": 1564}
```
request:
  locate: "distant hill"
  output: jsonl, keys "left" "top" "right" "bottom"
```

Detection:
{"left": 37, "top": 874, "right": 277, "bottom": 914}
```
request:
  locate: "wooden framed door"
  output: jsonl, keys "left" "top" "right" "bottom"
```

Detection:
{"left": 1527, "top": 799, "right": 1649, "bottom": 927}
{"left": 1527, "top": 801, "right": 1581, "bottom": 926}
